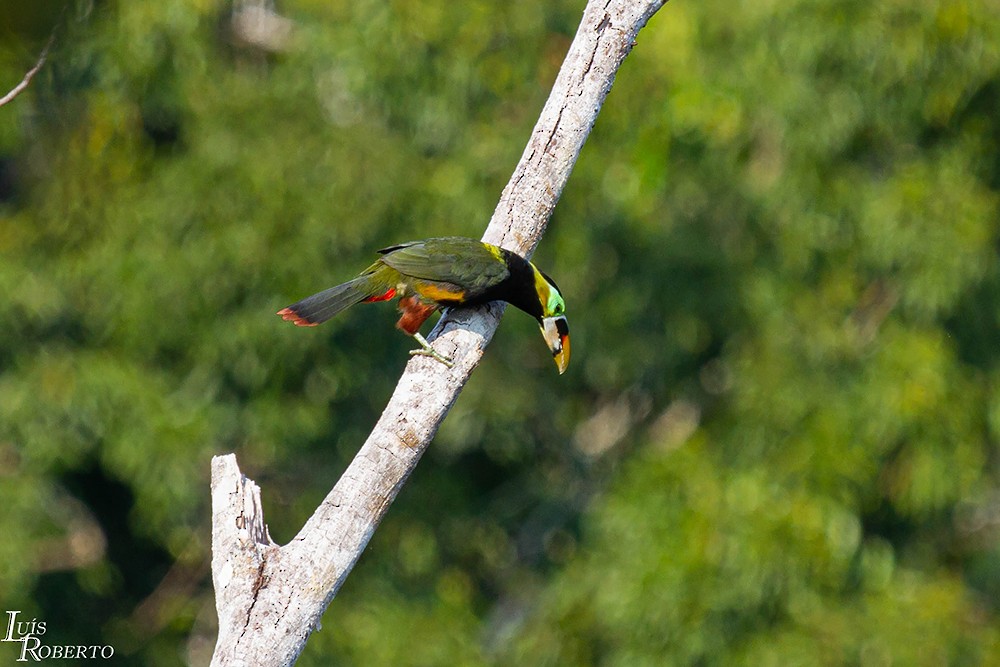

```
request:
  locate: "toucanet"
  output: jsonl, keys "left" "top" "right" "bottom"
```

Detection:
{"left": 277, "top": 236, "right": 570, "bottom": 373}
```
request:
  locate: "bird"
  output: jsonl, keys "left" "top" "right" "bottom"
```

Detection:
{"left": 277, "top": 236, "right": 570, "bottom": 373}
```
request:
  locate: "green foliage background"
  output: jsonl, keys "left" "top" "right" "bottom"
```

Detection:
{"left": 2, "top": 0, "right": 999, "bottom": 664}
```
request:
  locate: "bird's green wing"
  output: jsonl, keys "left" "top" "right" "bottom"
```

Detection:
{"left": 377, "top": 237, "right": 510, "bottom": 292}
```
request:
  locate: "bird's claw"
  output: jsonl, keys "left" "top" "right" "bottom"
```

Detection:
{"left": 410, "top": 332, "right": 454, "bottom": 368}
{"left": 409, "top": 348, "right": 455, "bottom": 367}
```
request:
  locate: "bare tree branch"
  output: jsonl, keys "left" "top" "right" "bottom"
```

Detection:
{"left": 210, "top": 1, "right": 667, "bottom": 665}
{"left": 0, "top": 36, "right": 54, "bottom": 109}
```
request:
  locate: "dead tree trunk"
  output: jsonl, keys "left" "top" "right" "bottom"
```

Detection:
{"left": 209, "top": 1, "right": 667, "bottom": 664}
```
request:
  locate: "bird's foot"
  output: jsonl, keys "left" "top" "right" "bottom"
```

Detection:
{"left": 409, "top": 332, "right": 454, "bottom": 368}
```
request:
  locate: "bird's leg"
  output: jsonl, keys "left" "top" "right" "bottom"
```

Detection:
{"left": 397, "top": 296, "right": 454, "bottom": 368}
{"left": 409, "top": 332, "right": 454, "bottom": 367}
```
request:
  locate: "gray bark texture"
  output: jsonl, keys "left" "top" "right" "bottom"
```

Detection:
{"left": 210, "top": 1, "right": 667, "bottom": 665}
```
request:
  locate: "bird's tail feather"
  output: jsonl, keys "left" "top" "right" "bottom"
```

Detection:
{"left": 278, "top": 276, "right": 379, "bottom": 326}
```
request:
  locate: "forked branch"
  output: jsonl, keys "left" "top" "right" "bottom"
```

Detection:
{"left": 210, "top": 1, "right": 667, "bottom": 665}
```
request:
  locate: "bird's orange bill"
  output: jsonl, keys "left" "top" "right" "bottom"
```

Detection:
{"left": 541, "top": 316, "right": 570, "bottom": 375}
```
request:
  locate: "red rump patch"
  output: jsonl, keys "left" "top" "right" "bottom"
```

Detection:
{"left": 277, "top": 307, "right": 318, "bottom": 327}
{"left": 363, "top": 287, "right": 397, "bottom": 303}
